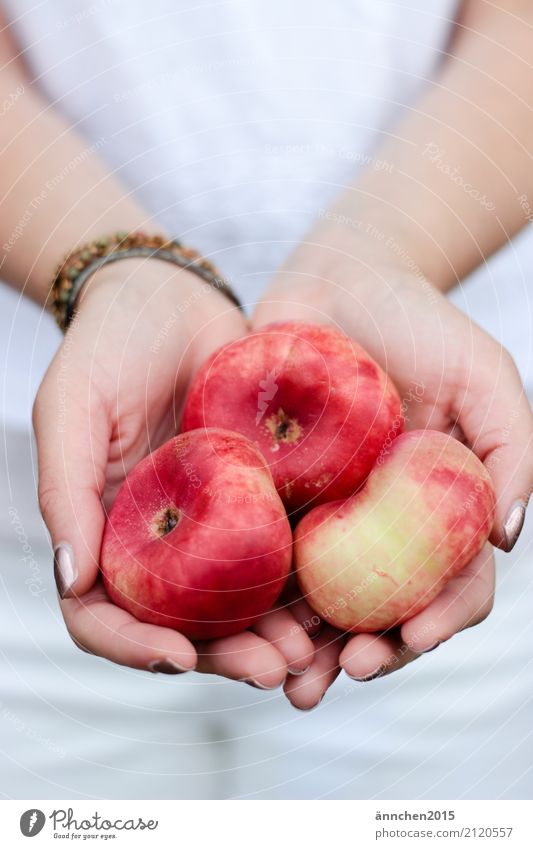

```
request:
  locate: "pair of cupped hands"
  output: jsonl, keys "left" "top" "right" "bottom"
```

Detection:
{"left": 33, "top": 251, "right": 533, "bottom": 710}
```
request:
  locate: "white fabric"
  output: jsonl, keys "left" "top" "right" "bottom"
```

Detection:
{"left": 1, "top": 0, "right": 473, "bottom": 429}
{"left": 0, "top": 0, "right": 532, "bottom": 800}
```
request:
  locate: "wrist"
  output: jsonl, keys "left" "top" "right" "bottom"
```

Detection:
{"left": 263, "top": 230, "right": 439, "bottom": 328}
{"left": 51, "top": 231, "right": 242, "bottom": 331}
{"left": 75, "top": 256, "right": 246, "bottom": 372}
{"left": 76, "top": 255, "right": 238, "bottom": 323}
{"left": 312, "top": 197, "right": 456, "bottom": 294}
{"left": 309, "top": 217, "right": 422, "bottom": 289}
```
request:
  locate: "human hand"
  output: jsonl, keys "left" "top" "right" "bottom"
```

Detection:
{"left": 34, "top": 257, "right": 315, "bottom": 685}
{"left": 252, "top": 258, "right": 533, "bottom": 705}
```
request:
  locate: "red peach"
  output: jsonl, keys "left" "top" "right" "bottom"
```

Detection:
{"left": 101, "top": 428, "right": 292, "bottom": 639}
{"left": 182, "top": 321, "right": 402, "bottom": 515}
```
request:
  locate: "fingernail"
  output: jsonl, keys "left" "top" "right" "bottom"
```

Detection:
{"left": 502, "top": 500, "right": 527, "bottom": 552}
{"left": 347, "top": 663, "right": 386, "bottom": 682}
{"left": 148, "top": 658, "right": 190, "bottom": 674}
{"left": 422, "top": 640, "right": 442, "bottom": 654}
{"left": 288, "top": 665, "right": 311, "bottom": 676}
{"left": 239, "top": 677, "right": 280, "bottom": 690}
{"left": 53, "top": 542, "right": 77, "bottom": 599}
{"left": 293, "top": 695, "right": 325, "bottom": 712}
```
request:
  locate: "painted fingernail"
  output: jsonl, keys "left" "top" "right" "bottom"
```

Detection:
{"left": 502, "top": 500, "right": 527, "bottom": 552}
{"left": 148, "top": 658, "right": 190, "bottom": 674}
{"left": 53, "top": 542, "right": 77, "bottom": 599}
{"left": 348, "top": 663, "right": 386, "bottom": 682}
{"left": 288, "top": 665, "right": 311, "bottom": 676}
{"left": 239, "top": 677, "right": 280, "bottom": 690}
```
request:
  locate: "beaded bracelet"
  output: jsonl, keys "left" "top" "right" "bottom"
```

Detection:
{"left": 50, "top": 231, "right": 242, "bottom": 331}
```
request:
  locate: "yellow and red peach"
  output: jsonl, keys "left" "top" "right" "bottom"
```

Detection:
{"left": 293, "top": 430, "right": 496, "bottom": 632}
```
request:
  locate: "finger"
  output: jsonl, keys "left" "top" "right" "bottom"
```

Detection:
{"left": 401, "top": 544, "right": 495, "bottom": 649}
{"left": 284, "top": 626, "right": 345, "bottom": 711}
{"left": 33, "top": 350, "right": 110, "bottom": 598}
{"left": 195, "top": 631, "right": 288, "bottom": 689}
{"left": 457, "top": 344, "right": 533, "bottom": 550}
{"left": 339, "top": 630, "right": 417, "bottom": 680}
{"left": 252, "top": 607, "right": 315, "bottom": 675}
{"left": 61, "top": 583, "right": 197, "bottom": 672}
{"left": 340, "top": 546, "right": 495, "bottom": 679}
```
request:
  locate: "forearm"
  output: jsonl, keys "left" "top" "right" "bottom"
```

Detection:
{"left": 0, "top": 21, "right": 154, "bottom": 304}
{"left": 288, "top": 0, "right": 533, "bottom": 293}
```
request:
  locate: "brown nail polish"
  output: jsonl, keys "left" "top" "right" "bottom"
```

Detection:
{"left": 502, "top": 500, "right": 527, "bottom": 552}
{"left": 53, "top": 543, "right": 76, "bottom": 599}
{"left": 148, "top": 658, "right": 190, "bottom": 674}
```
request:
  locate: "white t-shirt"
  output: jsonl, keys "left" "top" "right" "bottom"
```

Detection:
{"left": 1, "top": 0, "right": 531, "bottom": 432}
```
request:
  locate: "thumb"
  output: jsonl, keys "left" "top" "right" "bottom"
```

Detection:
{"left": 33, "top": 364, "right": 110, "bottom": 598}
{"left": 458, "top": 349, "right": 533, "bottom": 552}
